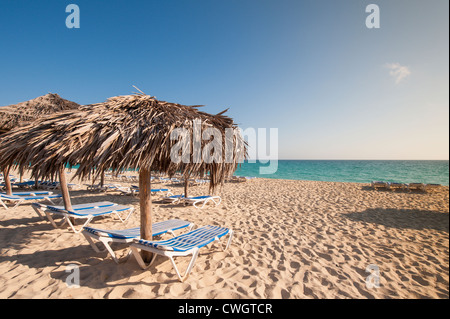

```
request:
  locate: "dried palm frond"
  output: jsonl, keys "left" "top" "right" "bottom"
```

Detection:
{"left": 0, "top": 93, "right": 80, "bottom": 134}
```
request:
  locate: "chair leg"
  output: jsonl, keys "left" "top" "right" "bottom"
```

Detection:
{"left": 45, "top": 211, "right": 64, "bottom": 229}
{"left": 169, "top": 248, "right": 199, "bottom": 282}
{"left": 224, "top": 230, "right": 234, "bottom": 251}
{"left": 65, "top": 215, "right": 93, "bottom": 233}
{"left": 167, "top": 230, "right": 176, "bottom": 237}
{"left": 212, "top": 230, "right": 233, "bottom": 251}
{"left": 115, "top": 208, "right": 135, "bottom": 223}
{"left": 194, "top": 199, "right": 207, "bottom": 209}
{"left": 83, "top": 233, "right": 107, "bottom": 253}
{"left": 31, "top": 205, "right": 45, "bottom": 220}
{"left": 0, "top": 199, "right": 9, "bottom": 210}
{"left": 99, "top": 238, "right": 121, "bottom": 264}
{"left": 130, "top": 246, "right": 158, "bottom": 269}
{"left": 83, "top": 233, "right": 133, "bottom": 264}
{"left": 122, "top": 208, "right": 135, "bottom": 221}
{"left": 213, "top": 197, "right": 222, "bottom": 206}
{"left": 13, "top": 200, "right": 24, "bottom": 209}
{"left": 131, "top": 246, "right": 199, "bottom": 282}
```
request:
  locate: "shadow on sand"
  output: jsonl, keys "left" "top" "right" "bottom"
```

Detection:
{"left": 359, "top": 185, "right": 429, "bottom": 194}
{"left": 344, "top": 208, "right": 449, "bottom": 233}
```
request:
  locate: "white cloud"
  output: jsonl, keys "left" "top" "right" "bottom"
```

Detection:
{"left": 385, "top": 63, "right": 411, "bottom": 84}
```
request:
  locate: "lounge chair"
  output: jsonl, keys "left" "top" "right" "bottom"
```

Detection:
{"left": 120, "top": 187, "right": 173, "bottom": 197}
{"left": 231, "top": 176, "right": 251, "bottom": 183}
{"left": 0, "top": 174, "right": 16, "bottom": 184}
{"left": 388, "top": 182, "right": 405, "bottom": 191}
{"left": 131, "top": 225, "right": 233, "bottom": 282}
{"left": 116, "top": 185, "right": 136, "bottom": 195}
{"left": 114, "top": 185, "right": 139, "bottom": 195}
{"left": 190, "top": 179, "right": 210, "bottom": 186}
{"left": 81, "top": 219, "right": 194, "bottom": 263}
{"left": 183, "top": 195, "right": 221, "bottom": 209}
{"left": 150, "top": 188, "right": 173, "bottom": 195}
{"left": 170, "top": 178, "right": 182, "bottom": 184}
{"left": 86, "top": 183, "right": 124, "bottom": 192}
{"left": 158, "top": 177, "right": 181, "bottom": 184}
{"left": 32, "top": 201, "right": 116, "bottom": 219}
{"left": 162, "top": 194, "right": 185, "bottom": 204}
{"left": 31, "top": 201, "right": 135, "bottom": 233}
{"left": 194, "top": 179, "right": 206, "bottom": 185}
{"left": 425, "top": 184, "right": 441, "bottom": 191}
{"left": 12, "top": 180, "right": 36, "bottom": 188}
{"left": 117, "top": 186, "right": 135, "bottom": 195}
{"left": 371, "top": 181, "right": 389, "bottom": 190}
{"left": 1, "top": 191, "right": 53, "bottom": 196}
{"left": 0, "top": 193, "right": 63, "bottom": 210}
{"left": 40, "top": 181, "right": 60, "bottom": 190}
{"left": 67, "top": 183, "right": 81, "bottom": 190}
{"left": 407, "top": 183, "right": 426, "bottom": 191}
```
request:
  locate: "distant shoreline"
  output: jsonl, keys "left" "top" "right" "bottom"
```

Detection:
{"left": 234, "top": 160, "right": 449, "bottom": 186}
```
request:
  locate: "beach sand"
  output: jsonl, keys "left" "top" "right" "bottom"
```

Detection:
{"left": 0, "top": 171, "right": 448, "bottom": 299}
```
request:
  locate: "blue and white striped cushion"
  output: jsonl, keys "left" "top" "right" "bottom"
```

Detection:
{"left": 135, "top": 225, "right": 230, "bottom": 252}
{"left": 66, "top": 205, "right": 132, "bottom": 216}
{"left": 84, "top": 226, "right": 140, "bottom": 239}
{"left": 129, "top": 188, "right": 170, "bottom": 192}
{"left": 1, "top": 191, "right": 52, "bottom": 196}
{"left": 48, "top": 201, "right": 116, "bottom": 211}
{"left": 0, "top": 194, "right": 62, "bottom": 201}
{"left": 83, "top": 219, "right": 192, "bottom": 239}
{"left": 186, "top": 196, "right": 211, "bottom": 200}
{"left": 164, "top": 195, "right": 184, "bottom": 200}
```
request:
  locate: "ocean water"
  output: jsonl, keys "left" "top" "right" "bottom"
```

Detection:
{"left": 233, "top": 160, "right": 449, "bottom": 186}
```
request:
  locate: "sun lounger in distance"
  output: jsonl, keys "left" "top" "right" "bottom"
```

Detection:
{"left": 407, "top": 183, "right": 426, "bottom": 191}
{"left": 183, "top": 195, "right": 221, "bottom": 209}
{"left": 371, "top": 181, "right": 389, "bottom": 190}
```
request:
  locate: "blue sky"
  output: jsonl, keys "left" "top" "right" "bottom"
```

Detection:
{"left": 0, "top": 0, "right": 448, "bottom": 160}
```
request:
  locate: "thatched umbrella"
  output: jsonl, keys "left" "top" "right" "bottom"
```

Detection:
{"left": 0, "top": 93, "right": 80, "bottom": 195}
{"left": 0, "top": 91, "right": 246, "bottom": 261}
{"left": 0, "top": 93, "right": 80, "bottom": 134}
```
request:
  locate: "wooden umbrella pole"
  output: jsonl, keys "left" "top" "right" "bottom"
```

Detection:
{"left": 91, "top": 168, "right": 95, "bottom": 186}
{"left": 19, "top": 166, "right": 24, "bottom": 183}
{"left": 58, "top": 165, "right": 73, "bottom": 211}
{"left": 139, "top": 168, "right": 153, "bottom": 263}
{"left": 3, "top": 166, "right": 13, "bottom": 196}
{"left": 184, "top": 172, "right": 190, "bottom": 198}
{"left": 100, "top": 169, "right": 105, "bottom": 187}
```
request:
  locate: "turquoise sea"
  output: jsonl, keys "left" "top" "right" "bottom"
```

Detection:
{"left": 233, "top": 160, "right": 449, "bottom": 186}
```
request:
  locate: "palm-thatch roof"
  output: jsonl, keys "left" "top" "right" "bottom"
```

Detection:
{"left": 0, "top": 93, "right": 80, "bottom": 134}
{"left": 0, "top": 92, "right": 246, "bottom": 191}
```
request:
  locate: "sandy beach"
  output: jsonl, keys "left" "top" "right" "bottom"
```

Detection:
{"left": 0, "top": 172, "right": 448, "bottom": 299}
